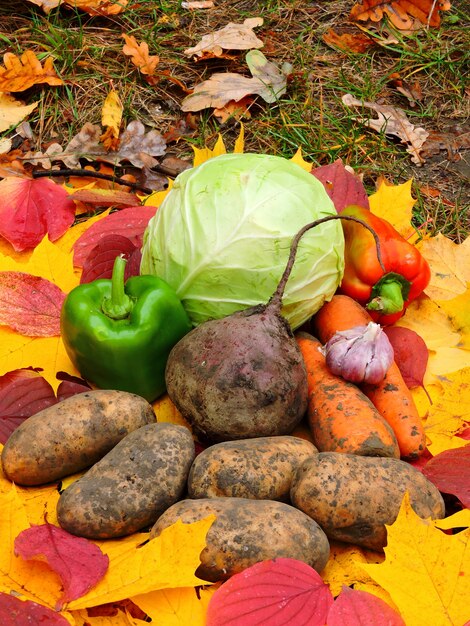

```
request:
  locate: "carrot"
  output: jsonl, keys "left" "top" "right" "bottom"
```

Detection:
{"left": 312, "top": 295, "right": 427, "bottom": 459}
{"left": 295, "top": 331, "right": 400, "bottom": 458}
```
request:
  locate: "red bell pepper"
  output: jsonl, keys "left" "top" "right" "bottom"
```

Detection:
{"left": 339, "top": 205, "right": 431, "bottom": 325}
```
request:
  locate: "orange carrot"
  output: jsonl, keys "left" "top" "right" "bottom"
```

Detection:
{"left": 312, "top": 295, "right": 427, "bottom": 459}
{"left": 296, "top": 331, "right": 400, "bottom": 458}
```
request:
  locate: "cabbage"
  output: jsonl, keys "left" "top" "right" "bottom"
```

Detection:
{"left": 140, "top": 153, "right": 344, "bottom": 329}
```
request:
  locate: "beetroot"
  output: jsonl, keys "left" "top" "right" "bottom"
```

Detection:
{"left": 165, "top": 215, "right": 371, "bottom": 443}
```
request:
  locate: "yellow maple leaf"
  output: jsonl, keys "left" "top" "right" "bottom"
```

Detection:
{"left": 192, "top": 127, "right": 245, "bottom": 167}
{"left": 369, "top": 178, "right": 417, "bottom": 240}
{"left": 434, "top": 509, "right": 470, "bottom": 531}
{"left": 422, "top": 367, "right": 470, "bottom": 455}
{"left": 55, "top": 209, "right": 112, "bottom": 257}
{"left": 65, "top": 516, "right": 215, "bottom": 610}
{"left": 0, "top": 485, "right": 65, "bottom": 608}
{"left": 0, "top": 92, "right": 38, "bottom": 133}
{"left": 0, "top": 235, "right": 77, "bottom": 292}
{"left": 122, "top": 34, "right": 160, "bottom": 75}
{"left": 321, "top": 541, "right": 385, "bottom": 597}
{"left": 361, "top": 492, "right": 469, "bottom": 626}
{"left": 418, "top": 233, "right": 470, "bottom": 301}
{"left": 70, "top": 608, "right": 146, "bottom": 625}
{"left": 0, "top": 327, "right": 79, "bottom": 392}
{"left": 131, "top": 585, "right": 217, "bottom": 626}
{"left": 0, "top": 51, "right": 63, "bottom": 92}
{"left": 153, "top": 394, "right": 193, "bottom": 431}
{"left": 290, "top": 147, "right": 313, "bottom": 172}
{"left": 437, "top": 289, "right": 470, "bottom": 350}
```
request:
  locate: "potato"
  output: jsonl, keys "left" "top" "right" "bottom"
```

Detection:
{"left": 150, "top": 497, "right": 330, "bottom": 582}
{"left": 188, "top": 436, "right": 317, "bottom": 501}
{"left": 290, "top": 452, "right": 445, "bottom": 550}
{"left": 57, "top": 423, "right": 195, "bottom": 539}
{"left": 1, "top": 390, "right": 156, "bottom": 486}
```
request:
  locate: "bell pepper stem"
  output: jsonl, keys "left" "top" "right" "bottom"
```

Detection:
{"left": 101, "top": 256, "right": 133, "bottom": 320}
{"left": 367, "top": 279, "right": 405, "bottom": 315}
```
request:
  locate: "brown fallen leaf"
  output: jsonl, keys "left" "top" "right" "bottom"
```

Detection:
{"left": 342, "top": 93, "right": 429, "bottom": 164}
{"left": 388, "top": 72, "right": 423, "bottom": 107}
{"left": 0, "top": 51, "right": 63, "bottom": 92}
{"left": 322, "top": 29, "right": 376, "bottom": 53}
{"left": 420, "top": 130, "right": 470, "bottom": 161}
{"left": 64, "top": 0, "right": 128, "bottom": 15}
{"left": 100, "top": 90, "right": 123, "bottom": 150}
{"left": 122, "top": 34, "right": 160, "bottom": 75}
{"left": 182, "top": 50, "right": 291, "bottom": 112}
{"left": 184, "top": 18, "right": 264, "bottom": 58}
{"left": 213, "top": 97, "right": 253, "bottom": 123}
{"left": 60, "top": 121, "right": 166, "bottom": 168}
{"left": 24, "top": 0, "right": 61, "bottom": 13}
{"left": 181, "top": 1, "right": 214, "bottom": 7}
{"left": 350, "top": 0, "right": 452, "bottom": 30}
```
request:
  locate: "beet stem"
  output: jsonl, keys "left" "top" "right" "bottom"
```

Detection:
{"left": 267, "top": 215, "right": 385, "bottom": 312}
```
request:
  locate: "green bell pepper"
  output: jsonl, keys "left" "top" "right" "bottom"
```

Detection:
{"left": 61, "top": 255, "right": 192, "bottom": 402}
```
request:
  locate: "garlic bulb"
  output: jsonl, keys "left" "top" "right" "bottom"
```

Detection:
{"left": 321, "top": 322, "right": 394, "bottom": 384}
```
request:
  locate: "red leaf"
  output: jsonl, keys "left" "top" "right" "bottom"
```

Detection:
{"left": 311, "top": 159, "right": 370, "bottom": 214}
{"left": 0, "top": 369, "right": 57, "bottom": 444}
{"left": 327, "top": 586, "right": 405, "bottom": 626}
{"left": 421, "top": 445, "right": 470, "bottom": 508}
{"left": 73, "top": 205, "right": 157, "bottom": 267}
{"left": 206, "top": 558, "right": 334, "bottom": 626}
{"left": 14, "top": 523, "right": 109, "bottom": 610}
{"left": 0, "top": 592, "right": 70, "bottom": 626}
{"left": 0, "top": 272, "right": 66, "bottom": 336}
{"left": 126, "top": 247, "right": 142, "bottom": 279}
{"left": 80, "top": 235, "right": 138, "bottom": 284}
{"left": 56, "top": 372, "right": 92, "bottom": 402}
{"left": 383, "top": 326, "right": 428, "bottom": 389}
{"left": 0, "top": 177, "right": 76, "bottom": 252}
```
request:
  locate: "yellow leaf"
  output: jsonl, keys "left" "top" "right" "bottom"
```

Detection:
{"left": 233, "top": 122, "right": 245, "bottom": 153}
{"left": 131, "top": 585, "right": 217, "bottom": 625}
{"left": 65, "top": 517, "right": 215, "bottom": 610}
{"left": 433, "top": 509, "right": 470, "bottom": 531}
{"left": 101, "top": 89, "right": 123, "bottom": 147}
{"left": 0, "top": 92, "right": 38, "bottom": 132}
{"left": 122, "top": 34, "right": 159, "bottom": 75}
{"left": 369, "top": 178, "right": 417, "bottom": 240}
{"left": 153, "top": 394, "right": 193, "bottom": 431}
{"left": 192, "top": 134, "right": 227, "bottom": 167}
{"left": 0, "top": 485, "right": 64, "bottom": 608}
{"left": 436, "top": 288, "right": 470, "bottom": 350}
{"left": 0, "top": 51, "right": 63, "bottom": 92}
{"left": 71, "top": 609, "right": 146, "bottom": 625}
{"left": 290, "top": 147, "right": 313, "bottom": 172}
{"left": 142, "top": 179, "right": 173, "bottom": 208}
{"left": 0, "top": 327, "right": 79, "bottom": 393}
{"left": 423, "top": 367, "right": 470, "bottom": 455}
{"left": 418, "top": 233, "right": 470, "bottom": 301}
{"left": 64, "top": 0, "right": 128, "bottom": 15}
{"left": 0, "top": 235, "right": 77, "bottom": 292}
{"left": 321, "top": 541, "right": 384, "bottom": 597}
{"left": 361, "top": 492, "right": 470, "bottom": 626}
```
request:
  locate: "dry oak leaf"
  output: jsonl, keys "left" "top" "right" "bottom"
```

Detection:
{"left": 0, "top": 93, "right": 38, "bottom": 133}
{"left": 361, "top": 492, "right": 469, "bottom": 626}
{"left": 417, "top": 233, "right": 470, "bottom": 300}
{"left": 181, "top": 50, "right": 291, "bottom": 112}
{"left": 369, "top": 178, "right": 417, "bottom": 240}
{"left": 322, "top": 29, "right": 377, "bottom": 53}
{"left": 350, "top": 0, "right": 452, "bottom": 30}
{"left": 61, "top": 121, "right": 166, "bottom": 169}
{"left": 122, "top": 34, "right": 160, "bottom": 75}
{"left": 24, "top": 0, "right": 61, "bottom": 13}
{"left": 342, "top": 93, "right": 429, "bottom": 165}
{"left": 0, "top": 51, "right": 63, "bottom": 93}
{"left": 184, "top": 17, "right": 264, "bottom": 58}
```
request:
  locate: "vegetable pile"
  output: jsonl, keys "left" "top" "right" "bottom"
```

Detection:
{"left": 1, "top": 151, "right": 467, "bottom": 625}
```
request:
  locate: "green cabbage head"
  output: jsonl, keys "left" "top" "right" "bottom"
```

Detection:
{"left": 140, "top": 153, "right": 344, "bottom": 329}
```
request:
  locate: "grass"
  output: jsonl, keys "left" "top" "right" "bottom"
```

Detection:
{"left": 0, "top": 0, "right": 468, "bottom": 239}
